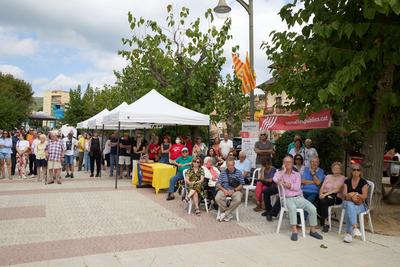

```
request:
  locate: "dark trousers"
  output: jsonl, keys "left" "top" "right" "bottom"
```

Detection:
{"left": 78, "top": 152, "right": 84, "bottom": 171}
{"left": 263, "top": 184, "right": 280, "bottom": 216}
{"left": 318, "top": 196, "right": 343, "bottom": 224}
{"left": 11, "top": 152, "right": 16, "bottom": 175}
{"left": 90, "top": 153, "right": 102, "bottom": 175}
{"left": 29, "top": 154, "right": 37, "bottom": 175}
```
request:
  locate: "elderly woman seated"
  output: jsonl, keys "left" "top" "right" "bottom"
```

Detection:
{"left": 203, "top": 156, "right": 220, "bottom": 210}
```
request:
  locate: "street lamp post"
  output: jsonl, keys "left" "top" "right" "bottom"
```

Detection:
{"left": 214, "top": 0, "right": 255, "bottom": 121}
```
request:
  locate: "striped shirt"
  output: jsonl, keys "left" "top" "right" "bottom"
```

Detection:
{"left": 217, "top": 168, "right": 244, "bottom": 190}
{"left": 46, "top": 140, "right": 64, "bottom": 161}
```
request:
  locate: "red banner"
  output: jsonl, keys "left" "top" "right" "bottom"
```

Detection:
{"left": 259, "top": 109, "right": 332, "bottom": 131}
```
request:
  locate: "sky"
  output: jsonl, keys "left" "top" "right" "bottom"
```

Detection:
{"left": 0, "top": 0, "right": 295, "bottom": 96}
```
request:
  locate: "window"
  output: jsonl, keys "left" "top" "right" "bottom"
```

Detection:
{"left": 275, "top": 96, "right": 282, "bottom": 107}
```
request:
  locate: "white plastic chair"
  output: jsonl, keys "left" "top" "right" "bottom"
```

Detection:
{"left": 183, "top": 169, "right": 209, "bottom": 214}
{"left": 338, "top": 180, "right": 374, "bottom": 241}
{"left": 217, "top": 206, "right": 240, "bottom": 222}
{"left": 244, "top": 168, "right": 260, "bottom": 207}
{"left": 328, "top": 203, "right": 343, "bottom": 231}
{"left": 276, "top": 184, "right": 306, "bottom": 238}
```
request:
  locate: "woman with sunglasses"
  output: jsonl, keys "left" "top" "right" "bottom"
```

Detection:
{"left": 16, "top": 133, "right": 30, "bottom": 179}
{"left": 0, "top": 131, "right": 13, "bottom": 179}
{"left": 342, "top": 163, "right": 369, "bottom": 243}
{"left": 293, "top": 154, "right": 305, "bottom": 176}
{"left": 183, "top": 157, "right": 205, "bottom": 216}
{"left": 318, "top": 162, "right": 345, "bottom": 232}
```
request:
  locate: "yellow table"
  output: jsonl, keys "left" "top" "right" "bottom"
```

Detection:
{"left": 132, "top": 163, "right": 177, "bottom": 194}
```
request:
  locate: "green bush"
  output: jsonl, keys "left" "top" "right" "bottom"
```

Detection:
{"left": 273, "top": 128, "right": 345, "bottom": 172}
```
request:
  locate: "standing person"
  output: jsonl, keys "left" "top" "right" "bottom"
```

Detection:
{"left": 219, "top": 133, "right": 233, "bottom": 159}
{"left": 181, "top": 136, "right": 193, "bottom": 155}
{"left": 254, "top": 158, "right": 276, "bottom": 212}
{"left": 109, "top": 131, "right": 119, "bottom": 177}
{"left": 289, "top": 139, "right": 305, "bottom": 159}
{"left": 212, "top": 137, "right": 222, "bottom": 157}
{"left": 34, "top": 134, "right": 48, "bottom": 182}
{"left": 89, "top": 132, "right": 102, "bottom": 177}
{"left": 273, "top": 155, "right": 323, "bottom": 241}
{"left": 287, "top": 134, "right": 303, "bottom": 153}
{"left": 131, "top": 132, "right": 146, "bottom": 178}
{"left": 16, "top": 133, "right": 30, "bottom": 179}
{"left": 183, "top": 157, "right": 205, "bottom": 216}
{"left": 103, "top": 136, "right": 111, "bottom": 168}
{"left": 342, "top": 164, "right": 369, "bottom": 243}
{"left": 169, "top": 137, "right": 185, "bottom": 162}
{"left": 83, "top": 133, "right": 91, "bottom": 172}
{"left": 28, "top": 131, "right": 39, "bottom": 177}
{"left": 166, "top": 147, "right": 192, "bottom": 201}
{"left": 148, "top": 136, "right": 161, "bottom": 162}
{"left": 45, "top": 131, "right": 64, "bottom": 184}
{"left": 293, "top": 154, "right": 305, "bottom": 175}
{"left": 118, "top": 132, "right": 132, "bottom": 179}
{"left": 215, "top": 157, "right": 244, "bottom": 222}
{"left": 11, "top": 130, "right": 19, "bottom": 176}
{"left": 0, "top": 131, "right": 13, "bottom": 179}
{"left": 304, "top": 139, "right": 318, "bottom": 168}
{"left": 77, "top": 133, "right": 86, "bottom": 171}
{"left": 193, "top": 137, "right": 208, "bottom": 160}
{"left": 62, "top": 132, "right": 77, "bottom": 178}
{"left": 254, "top": 132, "right": 274, "bottom": 168}
{"left": 318, "top": 162, "right": 345, "bottom": 232}
{"left": 159, "top": 136, "right": 171, "bottom": 164}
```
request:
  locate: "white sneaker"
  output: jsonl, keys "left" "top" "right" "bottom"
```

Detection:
{"left": 22, "top": 175, "right": 27, "bottom": 179}
{"left": 343, "top": 233, "right": 353, "bottom": 243}
{"left": 223, "top": 214, "right": 234, "bottom": 222}
{"left": 30, "top": 174, "right": 35, "bottom": 178}
{"left": 352, "top": 228, "right": 362, "bottom": 237}
{"left": 218, "top": 212, "right": 225, "bottom": 222}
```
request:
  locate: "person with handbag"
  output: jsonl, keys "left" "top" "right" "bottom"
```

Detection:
{"left": 318, "top": 162, "right": 345, "bottom": 232}
{"left": 254, "top": 157, "right": 276, "bottom": 212}
{"left": 215, "top": 157, "right": 244, "bottom": 222}
{"left": 342, "top": 163, "right": 369, "bottom": 243}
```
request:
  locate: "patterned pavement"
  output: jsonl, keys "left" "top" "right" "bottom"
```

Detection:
{"left": 0, "top": 171, "right": 399, "bottom": 266}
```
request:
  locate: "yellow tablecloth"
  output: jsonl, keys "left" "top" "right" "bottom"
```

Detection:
{"left": 132, "top": 163, "right": 177, "bottom": 194}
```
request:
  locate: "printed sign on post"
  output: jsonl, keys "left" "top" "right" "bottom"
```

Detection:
{"left": 241, "top": 121, "right": 260, "bottom": 168}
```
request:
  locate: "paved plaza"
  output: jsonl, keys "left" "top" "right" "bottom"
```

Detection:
{"left": 0, "top": 172, "right": 399, "bottom": 267}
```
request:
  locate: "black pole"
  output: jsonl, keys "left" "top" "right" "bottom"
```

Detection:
{"left": 101, "top": 124, "right": 105, "bottom": 176}
{"left": 115, "top": 122, "right": 120, "bottom": 189}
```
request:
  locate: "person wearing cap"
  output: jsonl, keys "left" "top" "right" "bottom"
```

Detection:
{"left": 304, "top": 139, "right": 318, "bottom": 168}
{"left": 166, "top": 147, "right": 192, "bottom": 201}
{"left": 169, "top": 137, "right": 185, "bottom": 162}
{"left": 254, "top": 131, "right": 274, "bottom": 168}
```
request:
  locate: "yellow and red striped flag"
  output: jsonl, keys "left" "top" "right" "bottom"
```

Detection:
{"left": 232, "top": 52, "right": 256, "bottom": 94}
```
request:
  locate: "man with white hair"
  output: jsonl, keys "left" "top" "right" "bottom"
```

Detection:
{"left": 45, "top": 131, "right": 64, "bottom": 184}
{"left": 304, "top": 139, "right": 318, "bottom": 168}
{"left": 235, "top": 151, "right": 252, "bottom": 184}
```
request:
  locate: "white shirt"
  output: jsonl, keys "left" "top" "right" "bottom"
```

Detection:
{"left": 304, "top": 147, "right": 318, "bottom": 168}
{"left": 16, "top": 140, "right": 30, "bottom": 152}
{"left": 31, "top": 138, "right": 41, "bottom": 155}
{"left": 63, "top": 137, "right": 77, "bottom": 156}
{"left": 220, "top": 139, "right": 233, "bottom": 158}
{"left": 103, "top": 140, "right": 111, "bottom": 156}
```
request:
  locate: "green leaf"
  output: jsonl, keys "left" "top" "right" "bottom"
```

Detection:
{"left": 343, "top": 23, "right": 353, "bottom": 39}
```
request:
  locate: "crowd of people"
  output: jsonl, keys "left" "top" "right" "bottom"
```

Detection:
{"left": 0, "top": 128, "right": 374, "bottom": 243}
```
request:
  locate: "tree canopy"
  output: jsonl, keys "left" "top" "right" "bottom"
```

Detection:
{"left": 0, "top": 73, "right": 34, "bottom": 129}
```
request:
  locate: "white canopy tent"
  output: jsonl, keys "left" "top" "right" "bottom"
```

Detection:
{"left": 87, "top": 108, "right": 110, "bottom": 129}
{"left": 103, "top": 89, "right": 210, "bottom": 127}
{"left": 76, "top": 118, "right": 90, "bottom": 129}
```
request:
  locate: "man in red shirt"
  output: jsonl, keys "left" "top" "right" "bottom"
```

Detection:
{"left": 169, "top": 137, "right": 185, "bottom": 162}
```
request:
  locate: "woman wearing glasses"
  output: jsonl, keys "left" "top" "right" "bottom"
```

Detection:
{"left": 183, "top": 157, "right": 205, "bottom": 216}
{"left": 16, "top": 133, "right": 30, "bottom": 179}
{"left": 293, "top": 154, "right": 305, "bottom": 176}
{"left": 0, "top": 131, "right": 13, "bottom": 179}
{"left": 342, "top": 163, "right": 369, "bottom": 243}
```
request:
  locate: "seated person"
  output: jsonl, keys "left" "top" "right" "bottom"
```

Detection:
{"left": 293, "top": 154, "right": 305, "bottom": 176}
{"left": 318, "top": 162, "right": 345, "bottom": 232}
{"left": 207, "top": 147, "right": 224, "bottom": 167}
{"left": 166, "top": 148, "right": 192, "bottom": 201}
{"left": 220, "top": 151, "right": 235, "bottom": 170}
{"left": 342, "top": 164, "right": 369, "bottom": 243}
{"left": 203, "top": 156, "right": 221, "bottom": 210}
{"left": 183, "top": 157, "right": 205, "bottom": 216}
{"left": 235, "top": 151, "right": 252, "bottom": 184}
{"left": 390, "top": 156, "right": 400, "bottom": 185}
{"left": 215, "top": 157, "right": 244, "bottom": 222}
{"left": 274, "top": 155, "right": 323, "bottom": 241}
{"left": 301, "top": 156, "right": 325, "bottom": 203}
{"left": 254, "top": 158, "right": 276, "bottom": 212}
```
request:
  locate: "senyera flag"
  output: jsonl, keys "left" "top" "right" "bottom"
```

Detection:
{"left": 259, "top": 109, "right": 332, "bottom": 131}
{"left": 232, "top": 52, "right": 256, "bottom": 94}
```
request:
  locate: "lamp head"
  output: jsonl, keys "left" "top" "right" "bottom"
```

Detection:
{"left": 213, "top": 0, "right": 231, "bottom": 19}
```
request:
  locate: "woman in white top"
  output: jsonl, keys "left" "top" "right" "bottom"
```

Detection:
{"left": 34, "top": 134, "right": 48, "bottom": 182}
{"left": 16, "top": 134, "right": 30, "bottom": 179}
{"left": 289, "top": 139, "right": 305, "bottom": 160}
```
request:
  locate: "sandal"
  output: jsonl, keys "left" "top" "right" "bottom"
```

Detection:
{"left": 183, "top": 196, "right": 190, "bottom": 203}
{"left": 195, "top": 209, "right": 201, "bottom": 216}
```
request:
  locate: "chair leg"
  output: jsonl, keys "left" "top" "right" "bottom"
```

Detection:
{"left": 368, "top": 212, "right": 374, "bottom": 233}
{"left": 338, "top": 208, "right": 345, "bottom": 235}
{"left": 359, "top": 214, "right": 366, "bottom": 241}
{"left": 276, "top": 210, "right": 285, "bottom": 234}
{"left": 204, "top": 198, "right": 209, "bottom": 213}
{"left": 299, "top": 211, "right": 306, "bottom": 238}
{"left": 188, "top": 200, "right": 192, "bottom": 215}
{"left": 236, "top": 207, "right": 240, "bottom": 222}
{"left": 216, "top": 207, "right": 220, "bottom": 220}
{"left": 328, "top": 206, "right": 332, "bottom": 230}
{"left": 244, "top": 189, "right": 249, "bottom": 208}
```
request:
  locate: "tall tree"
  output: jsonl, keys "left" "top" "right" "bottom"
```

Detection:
{"left": 117, "top": 5, "right": 233, "bottom": 115}
{"left": 264, "top": 0, "right": 400, "bottom": 206}
{"left": 0, "top": 73, "right": 33, "bottom": 129}
{"left": 63, "top": 85, "right": 85, "bottom": 125}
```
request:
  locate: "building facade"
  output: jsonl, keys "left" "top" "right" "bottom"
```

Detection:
{"left": 42, "top": 90, "right": 69, "bottom": 127}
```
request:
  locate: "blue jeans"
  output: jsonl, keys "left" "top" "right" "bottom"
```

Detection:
{"left": 160, "top": 155, "right": 169, "bottom": 164}
{"left": 109, "top": 154, "right": 119, "bottom": 176}
{"left": 84, "top": 151, "right": 90, "bottom": 172}
{"left": 343, "top": 200, "right": 367, "bottom": 233}
{"left": 168, "top": 172, "right": 184, "bottom": 193}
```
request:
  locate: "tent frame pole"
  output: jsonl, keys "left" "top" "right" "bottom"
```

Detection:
{"left": 115, "top": 122, "right": 120, "bottom": 189}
